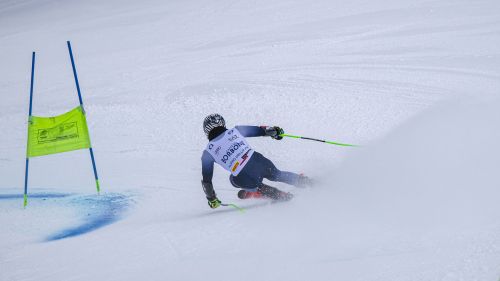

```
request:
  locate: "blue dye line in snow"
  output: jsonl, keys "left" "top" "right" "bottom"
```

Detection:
{"left": 0, "top": 191, "right": 132, "bottom": 241}
{"left": 45, "top": 193, "right": 130, "bottom": 241}
{"left": 0, "top": 193, "right": 71, "bottom": 200}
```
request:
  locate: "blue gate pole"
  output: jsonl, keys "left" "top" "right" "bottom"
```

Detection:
{"left": 67, "top": 41, "right": 101, "bottom": 193}
{"left": 24, "top": 52, "right": 36, "bottom": 207}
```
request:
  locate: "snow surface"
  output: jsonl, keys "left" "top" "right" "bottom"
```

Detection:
{"left": 1, "top": 0, "right": 500, "bottom": 280}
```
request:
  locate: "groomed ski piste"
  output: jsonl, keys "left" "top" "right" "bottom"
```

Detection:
{"left": 1, "top": 0, "right": 499, "bottom": 280}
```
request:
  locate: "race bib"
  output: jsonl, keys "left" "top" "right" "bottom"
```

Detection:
{"left": 206, "top": 128, "right": 254, "bottom": 176}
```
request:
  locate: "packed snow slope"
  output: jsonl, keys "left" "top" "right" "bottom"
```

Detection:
{"left": 1, "top": 0, "right": 500, "bottom": 280}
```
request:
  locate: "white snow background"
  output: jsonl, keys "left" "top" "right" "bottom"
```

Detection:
{"left": 0, "top": 0, "right": 499, "bottom": 280}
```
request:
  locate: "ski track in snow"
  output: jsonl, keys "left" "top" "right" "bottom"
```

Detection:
{"left": 0, "top": 0, "right": 500, "bottom": 280}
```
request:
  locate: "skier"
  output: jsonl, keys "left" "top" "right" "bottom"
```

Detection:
{"left": 201, "top": 113, "right": 311, "bottom": 209}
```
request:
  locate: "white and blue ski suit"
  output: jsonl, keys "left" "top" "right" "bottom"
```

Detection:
{"left": 201, "top": 126, "right": 300, "bottom": 191}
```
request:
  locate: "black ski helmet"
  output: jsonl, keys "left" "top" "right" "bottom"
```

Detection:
{"left": 203, "top": 114, "right": 226, "bottom": 137}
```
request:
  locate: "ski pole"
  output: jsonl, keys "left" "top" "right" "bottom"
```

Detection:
{"left": 221, "top": 203, "right": 245, "bottom": 213}
{"left": 280, "top": 134, "right": 359, "bottom": 147}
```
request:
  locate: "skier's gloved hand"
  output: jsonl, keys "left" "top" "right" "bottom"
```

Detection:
{"left": 207, "top": 197, "right": 221, "bottom": 209}
{"left": 264, "top": 126, "right": 284, "bottom": 140}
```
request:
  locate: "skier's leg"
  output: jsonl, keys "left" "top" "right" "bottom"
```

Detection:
{"left": 259, "top": 155, "right": 300, "bottom": 186}
{"left": 231, "top": 174, "right": 292, "bottom": 201}
{"left": 230, "top": 172, "right": 268, "bottom": 199}
{"left": 257, "top": 153, "right": 313, "bottom": 187}
{"left": 229, "top": 154, "right": 289, "bottom": 200}
{"left": 258, "top": 183, "right": 293, "bottom": 201}
{"left": 229, "top": 152, "right": 304, "bottom": 200}
{"left": 229, "top": 175, "right": 259, "bottom": 192}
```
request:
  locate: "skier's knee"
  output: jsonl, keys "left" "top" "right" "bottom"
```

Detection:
{"left": 229, "top": 175, "right": 240, "bottom": 188}
{"left": 266, "top": 168, "right": 282, "bottom": 181}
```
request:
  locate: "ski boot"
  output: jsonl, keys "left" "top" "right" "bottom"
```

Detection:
{"left": 237, "top": 189, "right": 264, "bottom": 199}
{"left": 238, "top": 184, "right": 293, "bottom": 201}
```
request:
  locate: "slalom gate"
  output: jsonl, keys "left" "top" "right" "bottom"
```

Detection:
{"left": 23, "top": 41, "right": 100, "bottom": 207}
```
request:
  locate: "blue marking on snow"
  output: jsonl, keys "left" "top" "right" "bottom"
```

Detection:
{"left": 0, "top": 193, "right": 71, "bottom": 200}
{"left": 45, "top": 193, "right": 131, "bottom": 241}
{"left": 0, "top": 191, "right": 132, "bottom": 241}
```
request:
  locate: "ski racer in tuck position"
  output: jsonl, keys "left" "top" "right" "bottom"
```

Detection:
{"left": 201, "top": 113, "right": 312, "bottom": 209}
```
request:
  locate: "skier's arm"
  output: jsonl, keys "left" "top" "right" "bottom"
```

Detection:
{"left": 235, "top": 125, "right": 266, "bottom": 137}
{"left": 236, "top": 125, "right": 284, "bottom": 140}
{"left": 202, "top": 150, "right": 214, "bottom": 180}
{"left": 201, "top": 150, "right": 220, "bottom": 208}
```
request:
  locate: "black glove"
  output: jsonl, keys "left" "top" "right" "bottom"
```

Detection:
{"left": 207, "top": 197, "right": 221, "bottom": 209}
{"left": 264, "top": 126, "right": 284, "bottom": 140}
